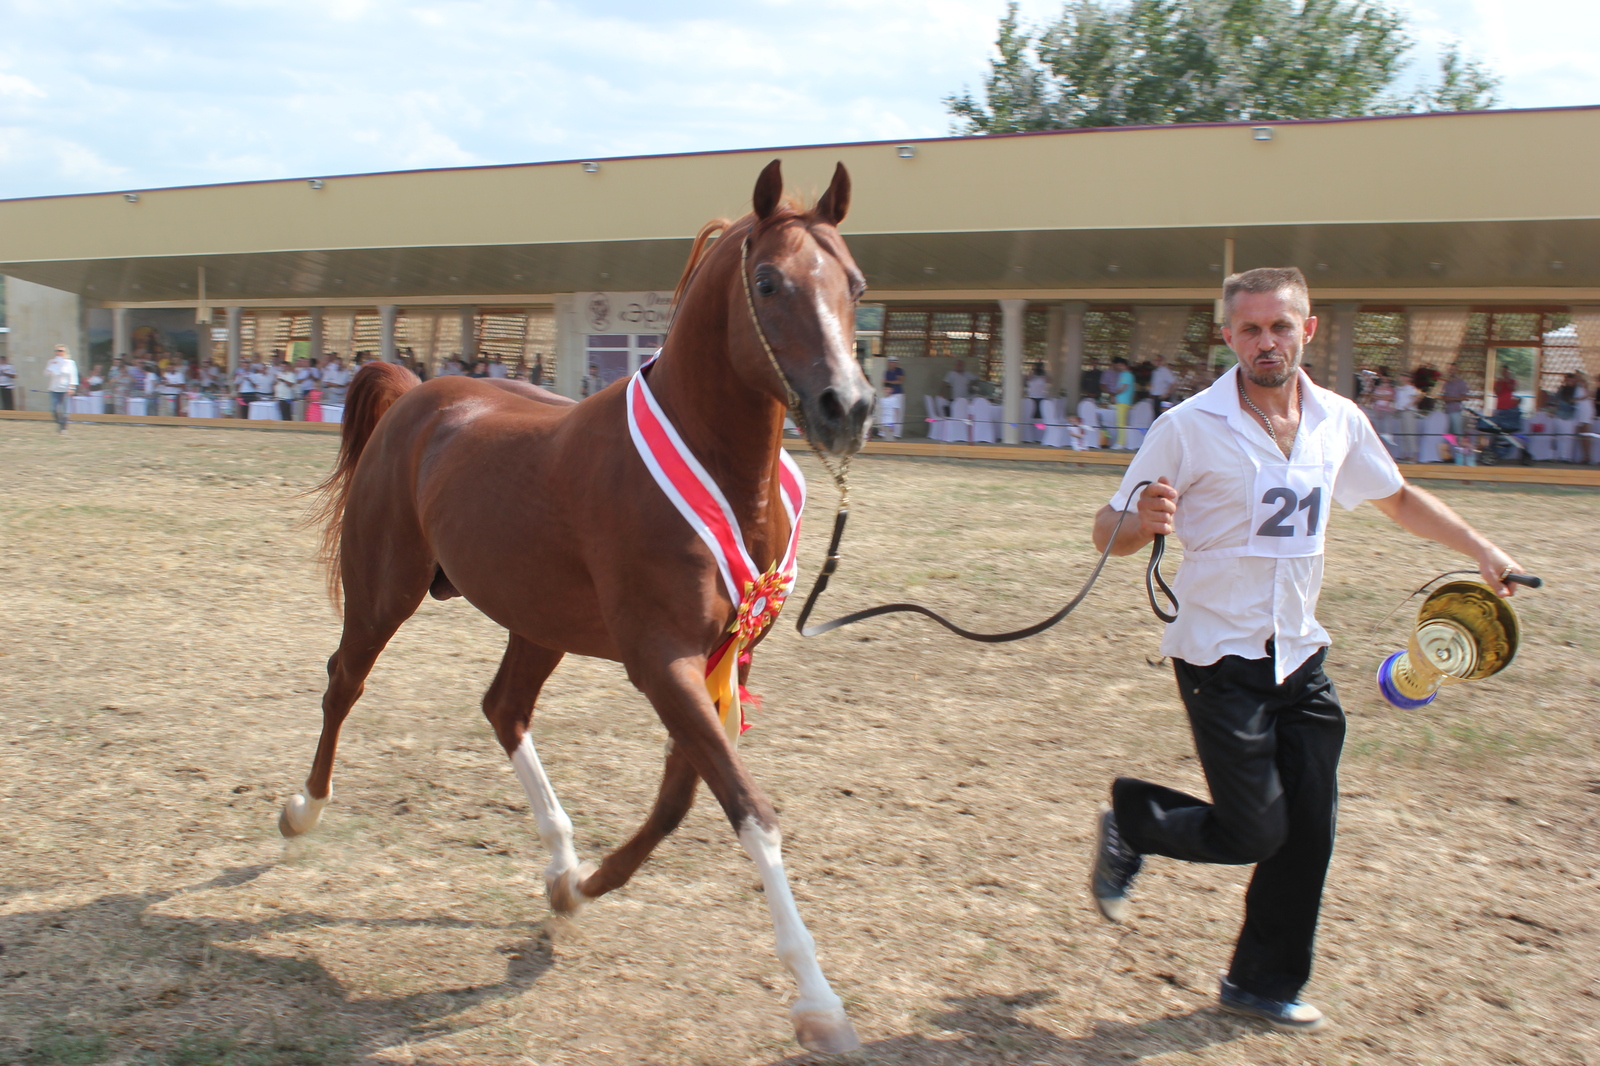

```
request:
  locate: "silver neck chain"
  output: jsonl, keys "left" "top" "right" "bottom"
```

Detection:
{"left": 1238, "top": 374, "right": 1301, "bottom": 456}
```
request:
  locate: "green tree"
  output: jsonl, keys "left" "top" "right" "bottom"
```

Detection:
{"left": 946, "top": 0, "right": 1498, "bottom": 134}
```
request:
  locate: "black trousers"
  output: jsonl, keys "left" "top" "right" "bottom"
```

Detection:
{"left": 1112, "top": 646, "right": 1344, "bottom": 1002}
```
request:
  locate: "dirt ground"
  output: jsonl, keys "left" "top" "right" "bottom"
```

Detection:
{"left": 1, "top": 420, "right": 1596, "bottom": 1066}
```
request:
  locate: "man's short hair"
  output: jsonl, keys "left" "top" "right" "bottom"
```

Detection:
{"left": 1222, "top": 266, "right": 1311, "bottom": 322}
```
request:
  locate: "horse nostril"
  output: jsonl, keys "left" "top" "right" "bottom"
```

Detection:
{"left": 818, "top": 387, "right": 846, "bottom": 425}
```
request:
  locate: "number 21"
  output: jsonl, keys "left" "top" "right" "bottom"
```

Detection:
{"left": 1257, "top": 486, "right": 1322, "bottom": 537}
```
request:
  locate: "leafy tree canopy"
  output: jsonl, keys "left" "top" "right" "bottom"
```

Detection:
{"left": 946, "top": 0, "right": 1500, "bottom": 133}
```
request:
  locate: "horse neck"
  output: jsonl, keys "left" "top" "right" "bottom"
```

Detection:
{"left": 645, "top": 286, "right": 789, "bottom": 559}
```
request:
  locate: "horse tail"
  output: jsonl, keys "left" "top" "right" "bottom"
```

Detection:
{"left": 306, "top": 362, "right": 421, "bottom": 609}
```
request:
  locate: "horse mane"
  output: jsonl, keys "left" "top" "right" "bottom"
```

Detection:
{"left": 671, "top": 197, "right": 813, "bottom": 309}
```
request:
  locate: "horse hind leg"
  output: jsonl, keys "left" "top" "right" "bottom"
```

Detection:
{"left": 279, "top": 550, "right": 430, "bottom": 837}
{"left": 479, "top": 635, "right": 594, "bottom": 914}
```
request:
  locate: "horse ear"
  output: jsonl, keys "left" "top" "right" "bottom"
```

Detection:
{"left": 752, "top": 159, "right": 783, "bottom": 220}
{"left": 815, "top": 162, "right": 851, "bottom": 226}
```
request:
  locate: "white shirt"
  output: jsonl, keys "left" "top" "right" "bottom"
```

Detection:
{"left": 945, "top": 370, "right": 974, "bottom": 397}
{"left": 487, "top": 361, "right": 508, "bottom": 379}
{"left": 1111, "top": 366, "right": 1403, "bottom": 682}
{"left": 1026, "top": 374, "right": 1049, "bottom": 400}
{"left": 162, "top": 368, "right": 186, "bottom": 393}
{"left": 1394, "top": 383, "right": 1421, "bottom": 412}
{"left": 46, "top": 356, "right": 79, "bottom": 392}
{"left": 0, "top": 362, "right": 15, "bottom": 387}
{"left": 322, "top": 364, "right": 350, "bottom": 387}
{"left": 1150, "top": 364, "right": 1176, "bottom": 399}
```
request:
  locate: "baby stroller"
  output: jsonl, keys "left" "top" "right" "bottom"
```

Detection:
{"left": 1466, "top": 407, "right": 1533, "bottom": 466}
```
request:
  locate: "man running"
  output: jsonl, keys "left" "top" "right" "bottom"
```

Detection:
{"left": 1088, "top": 267, "right": 1524, "bottom": 1033}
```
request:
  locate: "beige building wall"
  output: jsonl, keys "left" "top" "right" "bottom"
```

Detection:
{"left": 3, "top": 276, "right": 83, "bottom": 404}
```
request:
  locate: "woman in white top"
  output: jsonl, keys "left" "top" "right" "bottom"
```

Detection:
{"left": 1392, "top": 371, "right": 1421, "bottom": 461}
{"left": 162, "top": 364, "right": 187, "bottom": 416}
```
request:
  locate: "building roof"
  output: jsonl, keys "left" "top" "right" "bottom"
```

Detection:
{"left": 2, "top": 106, "right": 1598, "bottom": 306}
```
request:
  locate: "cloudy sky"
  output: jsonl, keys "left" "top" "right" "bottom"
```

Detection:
{"left": 0, "top": 0, "right": 1593, "bottom": 199}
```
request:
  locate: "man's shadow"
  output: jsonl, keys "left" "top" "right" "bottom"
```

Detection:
{"left": 768, "top": 989, "right": 1248, "bottom": 1065}
{"left": 1, "top": 865, "right": 554, "bottom": 1062}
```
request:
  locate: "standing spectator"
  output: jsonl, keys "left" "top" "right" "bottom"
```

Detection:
{"left": 321, "top": 355, "right": 350, "bottom": 404}
{"left": 233, "top": 360, "right": 254, "bottom": 417}
{"left": 1080, "top": 360, "right": 1104, "bottom": 403}
{"left": 581, "top": 363, "right": 602, "bottom": 398}
{"left": 1100, "top": 360, "right": 1120, "bottom": 404}
{"left": 1440, "top": 363, "right": 1471, "bottom": 438}
{"left": 488, "top": 357, "right": 508, "bottom": 379}
{"left": 1111, "top": 357, "right": 1136, "bottom": 449}
{"left": 247, "top": 361, "right": 273, "bottom": 417}
{"left": 1552, "top": 373, "right": 1581, "bottom": 462}
{"left": 1026, "top": 361, "right": 1050, "bottom": 422}
{"left": 943, "top": 358, "right": 974, "bottom": 400}
{"left": 1149, "top": 354, "right": 1176, "bottom": 410}
{"left": 1393, "top": 371, "right": 1422, "bottom": 461}
{"left": 1492, "top": 364, "right": 1520, "bottom": 433}
{"left": 1573, "top": 372, "right": 1595, "bottom": 465}
{"left": 295, "top": 357, "right": 319, "bottom": 419}
{"left": 883, "top": 353, "right": 905, "bottom": 397}
{"left": 1370, "top": 368, "right": 1396, "bottom": 448}
{"left": 161, "top": 361, "right": 187, "bottom": 416}
{"left": 46, "top": 344, "right": 79, "bottom": 432}
{"left": 531, "top": 355, "right": 546, "bottom": 386}
{"left": 0, "top": 353, "right": 16, "bottom": 409}
{"left": 274, "top": 359, "right": 297, "bottom": 421}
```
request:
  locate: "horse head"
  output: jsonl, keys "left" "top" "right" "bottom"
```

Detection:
{"left": 735, "top": 159, "right": 873, "bottom": 456}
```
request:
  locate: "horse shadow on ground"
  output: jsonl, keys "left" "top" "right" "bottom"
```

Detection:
{"left": 0, "top": 865, "right": 554, "bottom": 1064}
{"left": 768, "top": 989, "right": 1250, "bottom": 1066}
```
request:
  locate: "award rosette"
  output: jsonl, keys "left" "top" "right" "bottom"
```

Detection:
{"left": 1376, "top": 580, "right": 1520, "bottom": 709}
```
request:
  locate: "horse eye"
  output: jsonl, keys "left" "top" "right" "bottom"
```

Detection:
{"left": 755, "top": 274, "right": 778, "bottom": 297}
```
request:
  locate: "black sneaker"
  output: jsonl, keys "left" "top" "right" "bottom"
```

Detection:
{"left": 1218, "top": 975, "right": 1328, "bottom": 1033}
{"left": 1089, "top": 803, "right": 1142, "bottom": 922}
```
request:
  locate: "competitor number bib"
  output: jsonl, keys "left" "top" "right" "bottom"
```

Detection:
{"left": 1248, "top": 461, "right": 1330, "bottom": 558}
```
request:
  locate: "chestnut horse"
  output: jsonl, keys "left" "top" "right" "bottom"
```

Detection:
{"left": 277, "top": 160, "right": 872, "bottom": 1052}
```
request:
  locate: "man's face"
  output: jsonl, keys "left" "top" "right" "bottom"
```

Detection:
{"left": 1222, "top": 289, "right": 1318, "bottom": 389}
{"left": 953, "top": 360, "right": 965, "bottom": 373}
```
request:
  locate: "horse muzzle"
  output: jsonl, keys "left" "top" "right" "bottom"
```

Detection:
{"left": 801, "top": 382, "right": 873, "bottom": 456}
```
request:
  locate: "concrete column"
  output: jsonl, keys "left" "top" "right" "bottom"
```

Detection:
{"left": 1044, "top": 304, "right": 1066, "bottom": 394}
{"left": 226, "top": 306, "right": 242, "bottom": 374}
{"left": 460, "top": 306, "right": 479, "bottom": 363}
{"left": 195, "top": 311, "right": 212, "bottom": 367}
{"left": 1000, "top": 298, "right": 1025, "bottom": 445}
{"left": 112, "top": 308, "right": 131, "bottom": 361}
{"left": 309, "top": 308, "right": 325, "bottom": 363}
{"left": 1331, "top": 302, "right": 1358, "bottom": 399}
{"left": 379, "top": 304, "right": 398, "bottom": 362}
{"left": 1063, "top": 300, "right": 1087, "bottom": 408}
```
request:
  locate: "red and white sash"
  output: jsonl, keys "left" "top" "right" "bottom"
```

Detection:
{"left": 626, "top": 367, "right": 805, "bottom": 742}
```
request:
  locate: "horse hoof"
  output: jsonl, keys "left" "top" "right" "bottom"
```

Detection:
{"left": 546, "top": 862, "right": 596, "bottom": 916}
{"left": 278, "top": 792, "right": 328, "bottom": 838}
{"left": 792, "top": 1006, "right": 861, "bottom": 1054}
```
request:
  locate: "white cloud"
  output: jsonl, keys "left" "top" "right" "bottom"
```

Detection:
{"left": 0, "top": 0, "right": 1591, "bottom": 199}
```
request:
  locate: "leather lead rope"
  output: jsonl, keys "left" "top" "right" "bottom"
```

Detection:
{"left": 738, "top": 232, "right": 1177, "bottom": 643}
{"left": 794, "top": 480, "right": 1179, "bottom": 642}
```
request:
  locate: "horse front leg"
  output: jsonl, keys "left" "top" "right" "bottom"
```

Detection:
{"left": 631, "top": 652, "right": 860, "bottom": 1055}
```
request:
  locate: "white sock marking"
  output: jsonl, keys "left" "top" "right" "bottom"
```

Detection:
{"left": 738, "top": 818, "right": 846, "bottom": 1020}
{"left": 511, "top": 734, "right": 580, "bottom": 884}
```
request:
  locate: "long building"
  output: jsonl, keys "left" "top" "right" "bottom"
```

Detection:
{"left": 3, "top": 104, "right": 1598, "bottom": 441}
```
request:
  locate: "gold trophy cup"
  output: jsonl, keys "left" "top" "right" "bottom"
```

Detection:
{"left": 1375, "top": 579, "right": 1532, "bottom": 709}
